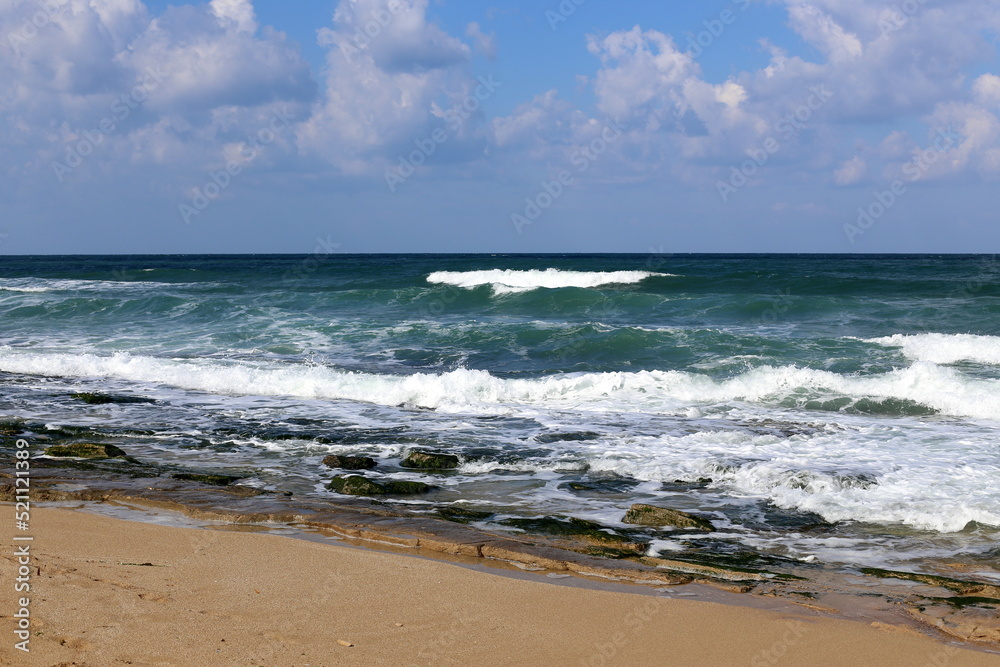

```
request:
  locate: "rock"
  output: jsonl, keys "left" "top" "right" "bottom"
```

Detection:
{"left": 437, "top": 507, "right": 494, "bottom": 523}
{"left": 500, "top": 516, "right": 646, "bottom": 553}
{"left": 400, "top": 449, "right": 459, "bottom": 470}
{"left": 71, "top": 392, "right": 155, "bottom": 405}
{"left": 322, "top": 454, "right": 377, "bottom": 471}
{"left": 327, "top": 475, "right": 436, "bottom": 496}
{"left": 861, "top": 567, "right": 1000, "bottom": 598}
{"left": 622, "top": 504, "right": 715, "bottom": 531}
{"left": 382, "top": 480, "right": 434, "bottom": 494}
{"left": 171, "top": 473, "right": 243, "bottom": 486}
{"left": 44, "top": 443, "right": 128, "bottom": 459}
{"left": 327, "top": 475, "right": 387, "bottom": 496}
{"left": 0, "top": 420, "right": 23, "bottom": 436}
{"left": 535, "top": 431, "right": 602, "bottom": 443}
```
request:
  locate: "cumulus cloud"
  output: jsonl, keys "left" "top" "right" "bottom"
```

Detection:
{"left": 0, "top": 0, "right": 313, "bottom": 188}
{"left": 834, "top": 156, "right": 866, "bottom": 185}
{"left": 465, "top": 21, "right": 496, "bottom": 60}
{"left": 299, "top": 0, "right": 479, "bottom": 173}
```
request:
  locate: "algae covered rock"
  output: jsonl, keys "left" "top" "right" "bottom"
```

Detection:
{"left": 622, "top": 504, "right": 715, "bottom": 531}
{"left": 322, "top": 455, "right": 378, "bottom": 471}
{"left": 44, "top": 443, "right": 128, "bottom": 459}
{"left": 437, "top": 507, "right": 494, "bottom": 523}
{"left": 382, "top": 480, "right": 434, "bottom": 494}
{"left": 328, "top": 475, "right": 386, "bottom": 496}
{"left": 400, "top": 449, "right": 459, "bottom": 470}
{"left": 500, "top": 516, "right": 646, "bottom": 553}
{"left": 327, "top": 475, "right": 436, "bottom": 496}
{"left": 171, "top": 473, "right": 243, "bottom": 486}
{"left": 0, "top": 420, "right": 24, "bottom": 436}
{"left": 71, "top": 393, "right": 155, "bottom": 405}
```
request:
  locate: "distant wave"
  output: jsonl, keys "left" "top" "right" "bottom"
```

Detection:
{"left": 426, "top": 269, "right": 673, "bottom": 294}
{"left": 866, "top": 333, "right": 1000, "bottom": 365}
{"left": 0, "top": 278, "right": 202, "bottom": 294}
{"left": 1, "top": 350, "right": 998, "bottom": 420}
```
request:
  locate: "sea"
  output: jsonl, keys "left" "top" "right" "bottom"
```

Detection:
{"left": 1, "top": 253, "right": 999, "bottom": 577}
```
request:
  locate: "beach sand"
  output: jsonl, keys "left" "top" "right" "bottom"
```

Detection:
{"left": 2, "top": 507, "right": 998, "bottom": 667}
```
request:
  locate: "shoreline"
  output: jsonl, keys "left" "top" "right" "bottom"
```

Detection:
{"left": 3, "top": 457, "right": 1000, "bottom": 657}
{"left": 3, "top": 506, "right": 1000, "bottom": 666}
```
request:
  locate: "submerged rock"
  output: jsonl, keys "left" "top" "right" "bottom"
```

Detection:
{"left": 437, "top": 507, "right": 494, "bottom": 523}
{"left": 400, "top": 449, "right": 459, "bottom": 470}
{"left": 327, "top": 475, "right": 435, "bottom": 496}
{"left": 0, "top": 420, "right": 24, "bottom": 436}
{"left": 171, "top": 473, "right": 243, "bottom": 486}
{"left": 328, "top": 475, "right": 386, "bottom": 496}
{"left": 622, "top": 503, "right": 715, "bottom": 531}
{"left": 44, "top": 443, "right": 128, "bottom": 459}
{"left": 534, "top": 431, "right": 602, "bottom": 444}
{"left": 71, "top": 392, "right": 156, "bottom": 405}
{"left": 382, "top": 480, "right": 434, "bottom": 494}
{"left": 861, "top": 567, "right": 1000, "bottom": 598}
{"left": 500, "top": 516, "right": 646, "bottom": 553}
{"left": 322, "top": 455, "right": 378, "bottom": 471}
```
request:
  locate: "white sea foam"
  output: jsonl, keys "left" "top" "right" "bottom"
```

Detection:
{"left": 1, "top": 351, "right": 998, "bottom": 420}
{"left": 426, "top": 269, "right": 672, "bottom": 294}
{"left": 867, "top": 333, "right": 1000, "bottom": 365}
{"left": 3, "top": 349, "right": 998, "bottom": 534}
{"left": 584, "top": 428, "right": 1000, "bottom": 533}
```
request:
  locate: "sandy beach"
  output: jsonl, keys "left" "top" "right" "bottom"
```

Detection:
{"left": 0, "top": 507, "right": 996, "bottom": 666}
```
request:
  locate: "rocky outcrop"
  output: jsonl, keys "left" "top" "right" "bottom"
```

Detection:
{"left": 44, "top": 443, "right": 128, "bottom": 459}
{"left": 400, "top": 450, "right": 459, "bottom": 470}
{"left": 71, "top": 393, "right": 156, "bottom": 405}
{"left": 322, "top": 455, "right": 378, "bottom": 471}
{"left": 500, "top": 516, "right": 646, "bottom": 553}
{"left": 622, "top": 504, "right": 715, "bottom": 531}
{"left": 171, "top": 473, "right": 243, "bottom": 486}
{"left": 327, "top": 475, "right": 435, "bottom": 496}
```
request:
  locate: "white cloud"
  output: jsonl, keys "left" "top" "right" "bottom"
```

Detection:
{"left": 465, "top": 21, "right": 496, "bottom": 60}
{"left": 300, "top": 0, "right": 477, "bottom": 173}
{"left": 834, "top": 156, "right": 866, "bottom": 185}
{"left": 786, "top": 4, "right": 862, "bottom": 65}
{"left": 210, "top": 0, "right": 256, "bottom": 34}
{"left": 973, "top": 73, "right": 1000, "bottom": 108}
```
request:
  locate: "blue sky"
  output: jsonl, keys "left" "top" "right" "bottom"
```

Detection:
{"left": 1, "top": 0, "right": 999, "bottom": 254}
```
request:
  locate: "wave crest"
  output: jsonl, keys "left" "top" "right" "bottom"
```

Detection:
{"left": 426, "top": 269, "right": 672, "bottom": 294}
{"left": 867, "top": 333, "right": 1000, "bottom": 365}
{"left": 1, "top": 351, "right": 998, "bottom": 420}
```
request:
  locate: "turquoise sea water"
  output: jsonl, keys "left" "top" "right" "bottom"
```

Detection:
{"left": 1, "top": 254, "right": 999, "bottom": 574}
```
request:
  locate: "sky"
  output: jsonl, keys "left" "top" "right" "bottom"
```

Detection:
{"left": 1, "top": 0, "right": 999, "bottom": 254}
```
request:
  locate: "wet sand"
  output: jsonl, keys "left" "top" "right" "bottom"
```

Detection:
{"left": 1, "top": 507, "right": 998, "bottom": 666}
